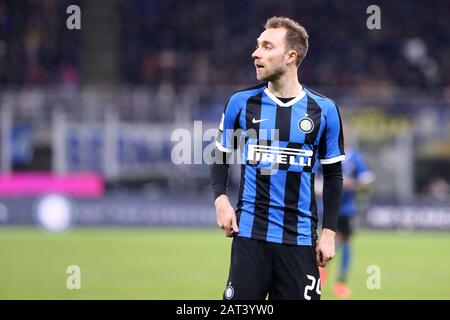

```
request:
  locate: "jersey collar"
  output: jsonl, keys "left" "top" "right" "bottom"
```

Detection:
{"left": 263, "top": 86, "right": 306, "bottom": 107}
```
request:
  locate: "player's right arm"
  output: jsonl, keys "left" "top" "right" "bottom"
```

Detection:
{"left": 211, "top": 147, "right": 239, "bottom": 237}
{"left": 210, "top": 94, "right": 242, "bottom": 237}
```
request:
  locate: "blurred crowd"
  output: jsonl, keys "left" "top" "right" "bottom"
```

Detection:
{"left": 120, "top": 0, "right": 450, "bottom": 90}
{"left": 0, "top": 0, "right": 449, "bottom": 90}
{"left": 0, "top": 0, "right": 80, "bottom": 85}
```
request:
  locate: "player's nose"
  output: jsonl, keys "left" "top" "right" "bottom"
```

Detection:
{"left": 252, "top": 48, "right": 261, "bottom": 60}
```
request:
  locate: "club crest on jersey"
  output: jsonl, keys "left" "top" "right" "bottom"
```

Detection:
{"left": 298, "top": 116, "right": 314, "bottom": 134}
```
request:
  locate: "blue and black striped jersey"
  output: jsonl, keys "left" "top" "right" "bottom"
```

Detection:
{"left": 216, "top": 83, "right": 345, "bottom": 246}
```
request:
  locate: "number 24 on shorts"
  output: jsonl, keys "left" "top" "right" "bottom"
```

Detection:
{"left": 304, "top": 275, "right": 321, "bottom": 300}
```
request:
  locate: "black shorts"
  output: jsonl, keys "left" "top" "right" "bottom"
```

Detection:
{"left": 337, "top": 215, "right": 353, "bottom": 237}
{"left": 223, "top": 236, "right": 321, "bottom": 300}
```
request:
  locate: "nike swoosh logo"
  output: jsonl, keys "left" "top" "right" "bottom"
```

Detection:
{"left": 252, "top": 118, "right": 269, "bottom": 124}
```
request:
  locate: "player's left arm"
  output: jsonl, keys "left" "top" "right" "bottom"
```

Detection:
{"left": 316, "top": 161, "right": 343, "bottom": 267}
{"left": 316, "top": 103, "right": 345, "bottom": 267}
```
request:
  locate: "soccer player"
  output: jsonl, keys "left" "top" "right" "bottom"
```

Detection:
{"left": 210, "top": 16, "right": 345, "bottom": 300}
{"left": 331, "top": 128, "right": 375, "bottom": 298}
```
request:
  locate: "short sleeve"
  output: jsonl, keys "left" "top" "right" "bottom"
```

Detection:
{"left": 318, "top": 104, "right": 345, "bottom": 164}
{"left": 215, "top": 94, "right": 242, "bottom": 153}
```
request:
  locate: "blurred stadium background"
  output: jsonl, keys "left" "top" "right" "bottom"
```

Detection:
{"left": 0, "top": 0, "right": 449, "bottom": 299}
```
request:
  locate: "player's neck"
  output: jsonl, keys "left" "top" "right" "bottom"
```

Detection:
{"left": 268, "top": 72, "right": 302, "bottom": 98}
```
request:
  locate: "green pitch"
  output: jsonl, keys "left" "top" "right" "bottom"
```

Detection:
{"left": 0, "top": 227, "right": 449, "bottom": 299}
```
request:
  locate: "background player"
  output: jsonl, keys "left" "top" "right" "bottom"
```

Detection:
{"left": 319, "top": 126, "right": 375, "bottom": 298}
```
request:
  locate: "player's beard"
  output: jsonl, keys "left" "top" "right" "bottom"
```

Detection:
{"left": 257, "top": 60, "right": 286, "bottom": 82}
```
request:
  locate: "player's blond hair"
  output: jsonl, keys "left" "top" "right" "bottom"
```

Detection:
{"left": 265, "top": 16, "right": 309, "bottom": 66}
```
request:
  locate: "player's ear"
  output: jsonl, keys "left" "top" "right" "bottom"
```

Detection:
{"left": 286, "top": 49, "right": 298, "bottom": 65}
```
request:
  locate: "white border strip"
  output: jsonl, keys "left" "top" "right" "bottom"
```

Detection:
{"left": 319, "top": 155, "right": 346, "bottom": 164}
{"left": 215, "top": 140, "right": 234, "bottom": 153}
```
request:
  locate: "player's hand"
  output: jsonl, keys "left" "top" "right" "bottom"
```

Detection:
{"left": 316, "top": 228, "right": 336, "bottom": 267}
{"left": 214, "top": 195, "right": 239, "bottom": 237}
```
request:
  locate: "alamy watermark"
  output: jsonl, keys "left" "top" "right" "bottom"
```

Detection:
{"left": 66, "top": 265, "right": 81, "bottom": 290}
{"left": 171, "top": 122, "right": 282, "bottom": 165}
{"left": 366, "top": 265, "right": 381, "bottom": 290}
{"left": 171, "top": 122, "right": 295, "bottom": 176}
{"left": 66, "top": 5, "right": 81, "bottom": 30}
{"left": 366, "top": 5, "right": 381, "bottom": 30}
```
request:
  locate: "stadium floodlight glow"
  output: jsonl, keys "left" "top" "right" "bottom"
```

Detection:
{"left": 33, "top": 194, "right": 74, "bottom": 232}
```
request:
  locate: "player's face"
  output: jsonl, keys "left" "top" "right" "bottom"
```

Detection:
{"left": 252, "top": 28, "right": 289, "bottom": 81}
